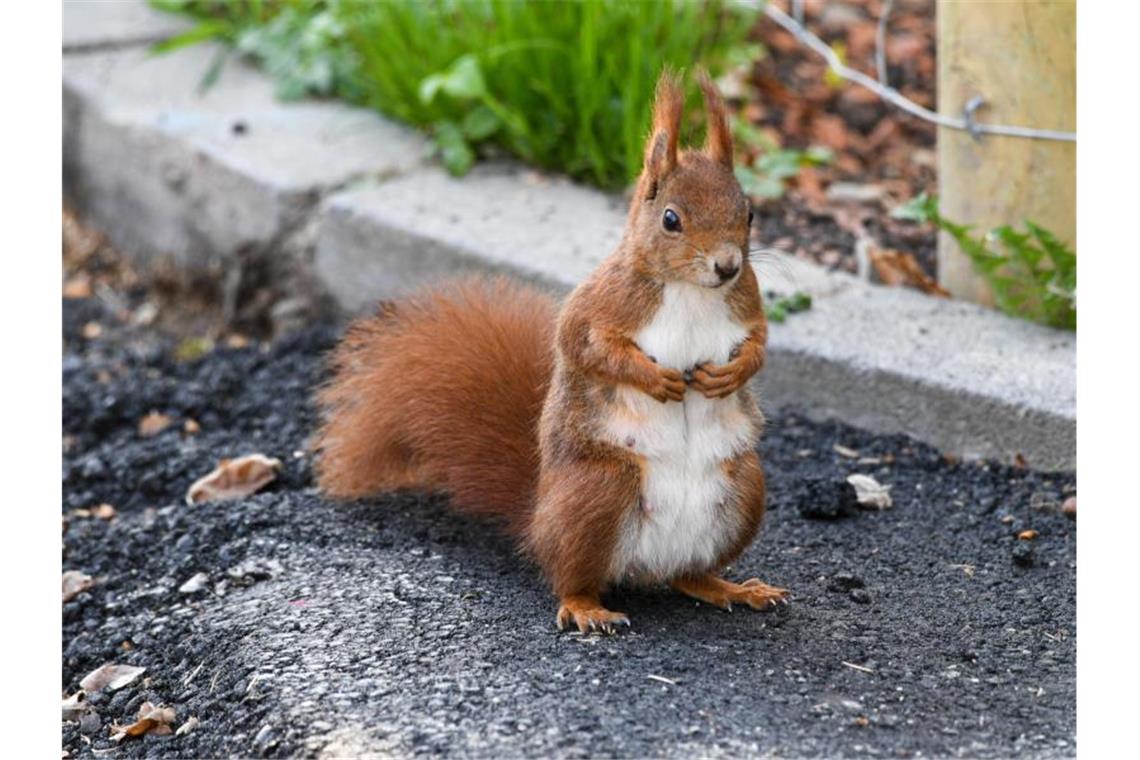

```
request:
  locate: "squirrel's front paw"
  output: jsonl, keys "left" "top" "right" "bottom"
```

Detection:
{"left": 688, "top": 360, "right": 748, "bottom": 399}
{"left": 556, "top": 595, "right": 631, "bottom": 634}
{"left": 642, "top": 365, "right": 686, "bottom": 403}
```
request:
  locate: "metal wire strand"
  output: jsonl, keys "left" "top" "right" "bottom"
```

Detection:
{"left": 747, "top": 1, "right": 1076, "bottom": 143}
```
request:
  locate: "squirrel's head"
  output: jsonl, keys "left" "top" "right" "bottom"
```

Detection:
{"left": 626, "top": 71, "right": 751, "bottom": 290}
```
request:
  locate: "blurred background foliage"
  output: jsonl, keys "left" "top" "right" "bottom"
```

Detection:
{"left": 152, "top": 0, "right": 762, "bottom": 189}
{"left": 150, "top": 0, "right": 1073, "bottom": 330}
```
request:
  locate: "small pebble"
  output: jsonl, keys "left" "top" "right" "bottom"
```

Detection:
{"left": 849, "top": 588, "right": 872, "bottom": 604}
{"left": 797, "top": 477, "right": 859, "bottom": 520}
{"left": 254, "top": 724, "right": 275, "bottom": 747}
{"left": 79, "top": 711, "right": 102, "bottom": 734}
{"left": 827, "top": 572, "right": 865, "bottom": 592}
{"left": 179, "top": 573, "right": 210, "bottom": 594}
{"left": 1012, "top": 542, "right": 1035, "bottom": 567}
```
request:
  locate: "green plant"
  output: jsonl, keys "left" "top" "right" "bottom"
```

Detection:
{"left": 730, "top": 118, "right": 832, "bottom": 199}
{"left": 151, "top": 0, "right": 359, "bottom": 98}
{"left": 151, "top": 0, "right": 760, "bottom": 189}
{"left": 764, "top": 291, "right": 812, "bottom": 323}
{"left": 892, "top": 194, "right": 1076, "bottom": 330}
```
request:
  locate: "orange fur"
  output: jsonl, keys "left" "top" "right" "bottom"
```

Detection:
{"left": 636, "top": 70, "right": 683, "bottom": 201}
{"left": 698, "top": 69, "right": 734, "bottom": 169}
{"left": 314, "top": 72, "right": 786, "bottom": 632}
{"left": 314, "top": 278, "right": 556, "bottom": 538}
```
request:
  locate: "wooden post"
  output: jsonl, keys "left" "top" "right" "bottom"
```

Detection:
{"left": 937, "top": 0, "right": 1076, "bottom": 305}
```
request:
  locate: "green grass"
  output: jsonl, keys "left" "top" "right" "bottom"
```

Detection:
{"left": 893, "top": 194, "right": 1076, "bottom": 330}
{"left": 151, "top": 0, "right": 760, "bottom": 189}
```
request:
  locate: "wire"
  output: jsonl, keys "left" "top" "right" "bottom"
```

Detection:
{"left": 749, "top": 2, "right": 1076, "bottom": 143}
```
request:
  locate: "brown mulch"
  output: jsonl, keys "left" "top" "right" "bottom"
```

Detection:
{"left": 735, "top": 0, "right": 940, "bottom": 286}
{"left": 63, "top": 207, "right": 235, "bottom": 342}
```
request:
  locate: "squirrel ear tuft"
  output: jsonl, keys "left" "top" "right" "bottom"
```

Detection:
{"left": 641, "top": 70, "right": 683, "bottom": 195}
{"left": 697, "top": 69, "right": 733, "bottom": 170}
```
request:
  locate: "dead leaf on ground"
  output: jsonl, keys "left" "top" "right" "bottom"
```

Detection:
{"left": 846, "top": 474, "right": 893, "bottom": 510}
{"left": 869, "top": 247, "right": 949, "bottom": 296}
{"left": 110, "top": 702, "right": 176, "bottom": 742}
{"left": 795, "top": 166, "right": 827, "bottom": 207}
{"left": 80, "top": 663, "right": 146, "bottom": 693}
{"left": 63, "top": 277, "right": 93, "bottom": 300}
{"left": 138, "top": 411, "right": 174, "bottom": 438}
{"left": 1062, "top": 496, "right": 1076, "bottom": 519}
{"left": 186, "top": 454, "right": 282, "bottom": 505}
{"left": 1018, "top": 530, "right": 1039, "bottom": 541}
{"left": 82, "top": 322, "right": 103, "bottom": 340}
{"left": 183, "top": 419, "right": 201, "bottom": 435}
{"left": 833, "top": 444, "right": 860, "bottom": 459}
{"left": 811, "top": 113, "right": 850, "bottom": 151}
{"left": 63, "top": 571, "right": 94, "bottom": 603}
{"left": 92, "top": 503, "right": 117, "bottom": 520}
{"left": 62, "top": 691, "right": 92, "bottom": 722}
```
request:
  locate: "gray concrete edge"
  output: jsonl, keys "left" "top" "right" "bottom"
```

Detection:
{"left": 61, "top": 3, "right": 1075, "bottom": 471}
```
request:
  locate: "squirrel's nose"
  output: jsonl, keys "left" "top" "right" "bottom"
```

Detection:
{"left": 714, "top": 261, "right": 739, "bottom": 282}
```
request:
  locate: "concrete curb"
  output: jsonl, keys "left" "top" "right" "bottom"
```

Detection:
{"left": 62, "top": 1, "right": 1075, "bottom": 470}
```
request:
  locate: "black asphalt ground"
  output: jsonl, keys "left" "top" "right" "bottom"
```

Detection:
{"left": 62, "top": 294, "right": 1075, "bottom": 758}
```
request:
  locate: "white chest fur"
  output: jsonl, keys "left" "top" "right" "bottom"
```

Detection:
{"left": 605, "top": 283, "right": 758, "bottom": 582}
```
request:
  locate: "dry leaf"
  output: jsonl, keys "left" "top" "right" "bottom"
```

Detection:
{"left": 138, "top": 411, "right": 174, "bottom": 438}
{"left": 795, "top": 166, "right": 826, "bottom": 207}
{"left": 1018, "top": 530, "right": 1039, "bottom": 541}
{"left": 62, "top": 691, "right": 91, "bottom": 722}
{"left": 1062, "top": 496, "right": 1076, "bottom": 519}
{"left": 92, "top": 503, "right": 117, "bottom": 520}
{"left": 869, "top": 247, "right": 950, "bottom": 297}
{"left": 63, "top": 571, "right": 94, "bottom": 603}
{"left": 110, "top": 701, "right": 175, "bottom": 742}
{"left": 846, "top": 474, "right": 893, "bottom": 510}
{"left": 183, "top": 419, "right": 201, "bottom": 435}
{"left": 833, "top": 444, "right": 860, "bottom": 459}
{"left": 63, "top": 277, "right": 93, "bottom": 299}
{"left": 186, "top": 454, "right": 282, "bottom": 505}
{"left": 80, "top": 663, "right": 146, "bottom": 692}
{"left": 811, "top": 113, "right": 850, "bottom": 151}
{"left": 82, "top": 322, "right": 103, "bottom": 340}
{"left": 175, "top": 716, "right": 200, "bottom": 737}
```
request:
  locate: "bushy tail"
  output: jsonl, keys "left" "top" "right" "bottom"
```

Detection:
{"left": 314, "top": 277, "right": 558, "bottom": 538}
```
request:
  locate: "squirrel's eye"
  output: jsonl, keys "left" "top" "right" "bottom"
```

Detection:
{"left": 662, "top": 209, "right": 682, "bottom": 232}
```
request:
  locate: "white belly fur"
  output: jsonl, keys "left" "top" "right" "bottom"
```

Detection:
{"left": 605, "top": 282, "right": 757, "bottom": 582}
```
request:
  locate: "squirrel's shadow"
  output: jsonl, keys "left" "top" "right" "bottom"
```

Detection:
{"left": 330, "top": 489, "right": 794, "bottom": 637}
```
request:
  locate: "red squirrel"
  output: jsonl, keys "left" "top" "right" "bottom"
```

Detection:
{"left": 314, "top": 71, "right": 788, "bottom": 633}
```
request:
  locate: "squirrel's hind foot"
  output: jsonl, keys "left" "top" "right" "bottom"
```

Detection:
{"left": 556, "top": 594, "right": 631, "bottom": 635}
{"left": 673, "top": 574, "right": 789, "bottom": 612}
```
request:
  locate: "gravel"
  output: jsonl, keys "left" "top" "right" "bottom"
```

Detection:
{"left": 62, "top": 294, "right": 1076, "bottom": 758}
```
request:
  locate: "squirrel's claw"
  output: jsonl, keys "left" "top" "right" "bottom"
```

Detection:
{"left": 556, "top": 597, "right": 631, "bottom": 635}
